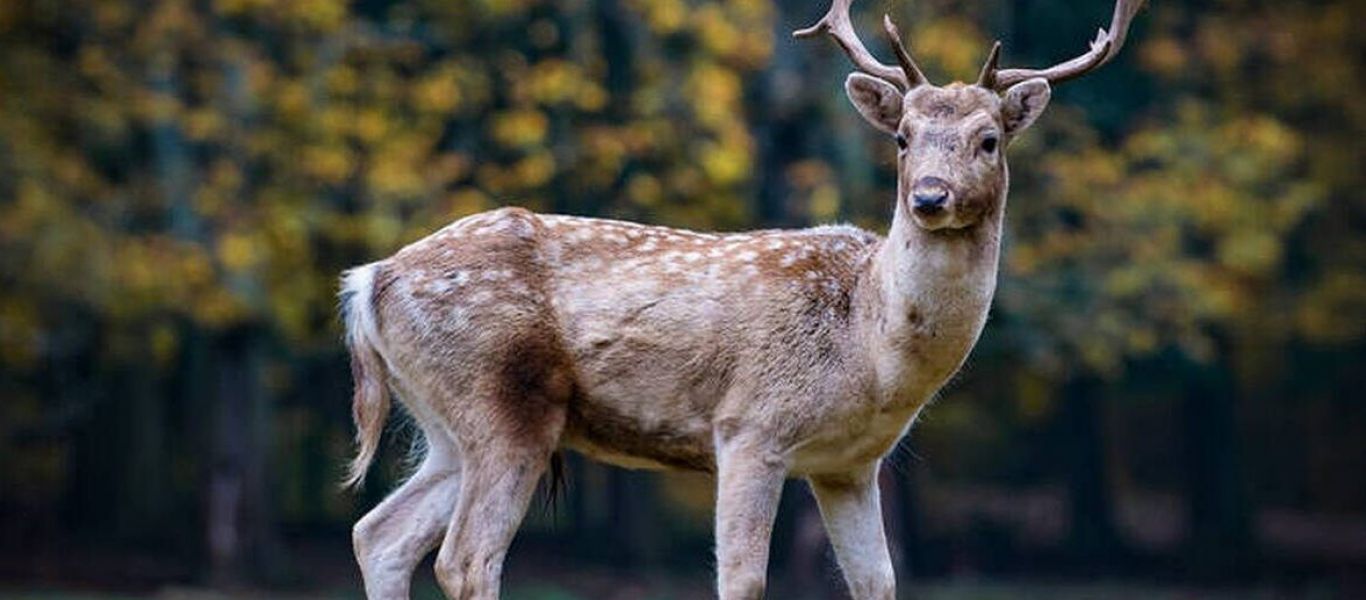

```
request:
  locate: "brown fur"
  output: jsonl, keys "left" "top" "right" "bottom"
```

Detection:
{"left": 339, "top": 1, "right": 1140, "bottom": 593}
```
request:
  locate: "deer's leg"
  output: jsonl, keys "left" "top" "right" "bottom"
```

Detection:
{"left": 353, "top": 433, "right": 462, "bottom": 600}
{"left": 808, "top": 463, "right": 896, "bottom": 600}
{"left": 431, "top": 346, "right": 569, "bottom": 600}
{"left": 714, "top": 435, "right": 789, "bottom": 600}
{"left": 432, "top": 438, "right": 560, "bottom": 600}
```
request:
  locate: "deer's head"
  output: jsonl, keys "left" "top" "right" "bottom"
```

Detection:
{"left": 796, "top": 0, "right": 1144, "bottom": 231}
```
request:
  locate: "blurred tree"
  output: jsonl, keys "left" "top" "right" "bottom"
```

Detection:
{"left": 829, "top": 0, "right": 1364, "bottom": 572}
{"left": 0, "top": 0, "right": 776, "bottom": 582}
{"left": 0, "top": 0, "right": 1362, "bottom": 588}
{"left": 992, "top": 0, "right": 1363, "bottom": 572}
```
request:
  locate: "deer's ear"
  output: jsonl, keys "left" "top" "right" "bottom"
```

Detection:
{"left": 1001, "top": 78, "right": 1051, "bottom": 137}
{"left": 845, "top": 73, "right": 903, "bottom": 135}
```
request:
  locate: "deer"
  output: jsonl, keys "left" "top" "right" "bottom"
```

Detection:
{"left": 340, "top": 0, "right": 1143, "bottom": 598}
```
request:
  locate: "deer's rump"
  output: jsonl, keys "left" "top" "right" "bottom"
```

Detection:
{"left": 362, "top": 208, "right": 731, "bottom": 473}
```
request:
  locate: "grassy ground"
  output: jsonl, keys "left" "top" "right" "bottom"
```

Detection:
{"left": 3, "top": 547, "right": 1351, "bottom": 600}
{"left": 0, "top": 581, "right": 1348, "bottom": 600}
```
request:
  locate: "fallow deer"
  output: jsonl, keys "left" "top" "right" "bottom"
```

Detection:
{"left": 341, "top": 0, "right": 1144, "bottom": 598}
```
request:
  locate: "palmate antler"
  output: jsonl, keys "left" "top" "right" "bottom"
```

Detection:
{"left": 794, "top": 0, "right": 1146, "bottom": 92}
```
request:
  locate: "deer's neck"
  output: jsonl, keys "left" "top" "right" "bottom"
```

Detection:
{"left": 856, "top": 198, "right": 1004, "bottom": 406}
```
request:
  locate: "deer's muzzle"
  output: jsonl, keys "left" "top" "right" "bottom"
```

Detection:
{"left": 911, "top": 176, "right": 952, "bottom": 215}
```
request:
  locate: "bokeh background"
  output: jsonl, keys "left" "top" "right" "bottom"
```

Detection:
{"left": 1, "top": 0, "right": 1363, "bottom": 598}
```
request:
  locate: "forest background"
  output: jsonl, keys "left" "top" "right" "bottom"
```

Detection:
{"left": 1, "top": 0, "right": 1363, "bottom": 597}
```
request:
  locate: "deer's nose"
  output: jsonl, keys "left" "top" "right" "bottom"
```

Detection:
{"left": 912, "top": 191, "right": 948, "bottom": 212}
{"left": 912, "top": 177, "right": 951, "bottom": 214}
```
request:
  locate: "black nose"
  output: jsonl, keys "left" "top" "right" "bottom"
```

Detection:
{"left": 912, "top": 190, "right": 949, "bottom": 213}
{"left": 912, "top": 176, "right": 951, "bottom": 215}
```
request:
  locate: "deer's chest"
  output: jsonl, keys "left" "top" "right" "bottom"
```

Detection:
{"left": 789, "top": 398, "right": 921, "bottom": 475}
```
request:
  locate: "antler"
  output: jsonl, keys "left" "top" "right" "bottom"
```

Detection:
{"left": 975, "top": 41, "right": 1002, "bottom": 88}
{"left": 794, "top": 0, "right": 926, "bottom": 91}
{"left": 987, "top": 0, "right": 1146, "bottom": 90}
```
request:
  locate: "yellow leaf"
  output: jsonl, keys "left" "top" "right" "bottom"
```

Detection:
{"left": 491, "top": 109, "right": 548, "bottom": 148}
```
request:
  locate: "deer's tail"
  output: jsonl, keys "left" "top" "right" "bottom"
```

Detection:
{"left": 339, "top": 262, "right": 392, "bottom": 490}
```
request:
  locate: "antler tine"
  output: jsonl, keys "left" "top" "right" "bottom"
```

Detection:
{"left": 882, "top": 14, "right": 927, "bottom": 88}
{"left": 794, "top": 0, "right": 917, "bottom": 91}
{"left": 990, "top": 0, "right": 1146, "bottom": 90}
{"left": 975, "top": 41, "right": 1001, "bottom": 88}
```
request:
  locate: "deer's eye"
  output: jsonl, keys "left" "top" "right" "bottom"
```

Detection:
{"left": 980, "top": 135, "right": 998, "bottom": 154}
{"left": 895, "top": 133, "right": 908, "bottom": 150}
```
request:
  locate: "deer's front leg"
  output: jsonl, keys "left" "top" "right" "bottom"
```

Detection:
{"left": 714, "top": 434, "right": 788, "bottom": 600}
{"left": 809, "top": 464, "right": 896, "bottom": 600}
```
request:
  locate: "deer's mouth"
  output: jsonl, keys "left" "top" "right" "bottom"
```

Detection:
{"left": 910, "top": 207, "right": 954, "bottom": 230}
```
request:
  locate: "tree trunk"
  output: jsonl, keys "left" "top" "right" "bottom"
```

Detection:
{"left": 1180, "top": 347, "right": 1252, "bottom": 578}
{"left": 566, "top": 453, "right": 591, "bottom": 545}
{"left": 777, "top": 482, "right": 836, "bottom": 600}
{"left": 1061, "top": 375, "right": 1119, "bottom": 565}
{"left": 606, "top": 468, "right": 660, "bottom": 565}
{"left": 888, "top": 461, "right": 929, "bottom": 580}
{"left": 207, "top": 328, "right": 280, "bottom": 586}
{"left": 118, "top": 351, "right": 171, "bottom": 544}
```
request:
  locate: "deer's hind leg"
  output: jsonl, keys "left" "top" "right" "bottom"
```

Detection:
{"left": 432, "top": 337, "right": 573, "bottom": 600}
{"left": 433, "top": 438, "right": 560, "bottom": 600}
{"left": 353, "top": 423, "right": 462, "bottom": 600}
